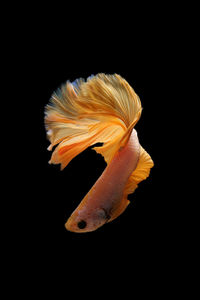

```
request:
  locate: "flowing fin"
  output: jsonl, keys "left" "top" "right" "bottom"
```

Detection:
{"left": 107, "top": 146, "right": 154, "bottom": 221}
{"left": 108, "top": 198, "right": 130, "bottom": 222}
{"left": 124, "top": 146, "right": 154, "bottom": 196}
{"left": 45, "top": 74, "right": 142, "bottom": 168}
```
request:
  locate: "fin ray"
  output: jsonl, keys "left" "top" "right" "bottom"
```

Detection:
{"left": 123, "top": 146, "right": 154, "bottom": 197}
{"left": 45, "top": 74, "right": 142, "bottom": 168}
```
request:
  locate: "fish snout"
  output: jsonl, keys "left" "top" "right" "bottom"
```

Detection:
{"left": 65, "top": 207, "right": 111, "bottom": 233}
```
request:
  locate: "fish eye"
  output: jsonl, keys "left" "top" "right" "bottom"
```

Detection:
{"left": 77, "top": 220, "right": 87, "bottom": 229}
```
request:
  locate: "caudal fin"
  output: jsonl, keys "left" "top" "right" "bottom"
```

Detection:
{"left": 45, "top": 74, "right": 142, "bottom": 169}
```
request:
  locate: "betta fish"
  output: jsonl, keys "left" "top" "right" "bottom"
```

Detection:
{"left": 44, "top": 74, "right": 154, "bottom": 233}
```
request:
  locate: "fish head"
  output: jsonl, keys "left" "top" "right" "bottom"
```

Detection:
{"left": 65, "top": 206, "right": 111, "bottom": 233}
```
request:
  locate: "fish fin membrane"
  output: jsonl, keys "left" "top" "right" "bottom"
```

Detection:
{"left": 107, "top": 146, "right": 154, "bottom": 221}
{"left": 124, "top": 146, "right": 154, "bottom": 197}
{"left": 108, "top": 198, "right": 130, "bottom": 222}
{"left": 45, "top": 74, "right": 142, "bottom": 169}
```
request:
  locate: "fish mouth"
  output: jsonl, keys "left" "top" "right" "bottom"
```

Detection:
{"left": 65, "top": 217, "right": 75, "bottom": 232}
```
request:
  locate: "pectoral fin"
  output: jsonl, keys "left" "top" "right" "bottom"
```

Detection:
{"left": 108, "top": 198, "right": 130, "bottom": 222}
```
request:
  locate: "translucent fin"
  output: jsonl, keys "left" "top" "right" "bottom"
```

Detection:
{"left": 107, "top": 146, "right": 154, "bottom": 221}
{"left": 108, "top": 198, "right": 130, "bottom": 222}
{"left": 45, "top": 74, "right": 142, "bottom": 169}
{"left": 124, "top": 146, "right": 154, "bottom": 197}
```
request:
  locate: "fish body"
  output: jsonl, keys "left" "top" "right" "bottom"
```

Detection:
{"left": 65, "top": 129, "right": 140, "bottom": 232}
{"left": 45, "top": 74, "right": 154, "bottom": 233}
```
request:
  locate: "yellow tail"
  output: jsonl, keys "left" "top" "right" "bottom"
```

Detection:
{"left": 45, "top": 73, "right": 153, "bottom": 198}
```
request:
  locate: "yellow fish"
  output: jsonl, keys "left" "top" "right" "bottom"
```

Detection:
{"left": 44, "top": 74, "right": 154, "bottom": 233}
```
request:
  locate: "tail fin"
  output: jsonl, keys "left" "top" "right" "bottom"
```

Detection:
{"left": 45, "top": 74, "right": 142, "bottom": 169}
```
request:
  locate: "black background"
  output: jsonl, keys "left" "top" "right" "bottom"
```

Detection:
{"left": 7, "top": 5, "right": 187, "bottom": 296}
{"left": 32, "top": 53, "right": 174, "bottom": 274}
